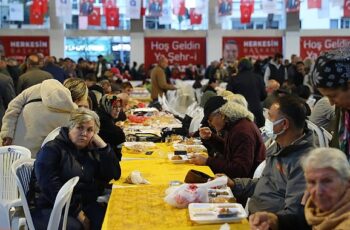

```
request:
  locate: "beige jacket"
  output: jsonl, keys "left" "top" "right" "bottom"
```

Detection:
{"left": 0, "top": 79, "right": 77, "bottom": 157}
{"left": 305, "top": 188, "right": 350, "bottom": 230}
{"left": 150, "top": 66, "right": 176, "bottom": 100}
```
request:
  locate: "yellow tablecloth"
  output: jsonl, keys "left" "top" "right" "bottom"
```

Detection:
{"left": 102, "top": 159, "right": 250, "bottom": 230}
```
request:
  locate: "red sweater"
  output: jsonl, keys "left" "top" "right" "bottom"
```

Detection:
{"left": 205, "top": 118, "right": 266, "bottom": 178}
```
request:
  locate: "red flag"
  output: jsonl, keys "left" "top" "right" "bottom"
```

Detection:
{"left": 240, "top": 0, "right": 254, "bottom": 13}
{"left": 41, "top": 0, "right": 48, "bottom": 15}
{"left": 307, "top": 0, "right": 321, "bottom": 8}
{"left": 190, "top": 8, "right": 202, "bottom": 25}
{"left": 345, "top": 0, "right": 350, "bottom": 17}
{"left": 30, "top": 1, "right": 44, "bottom": 25}
{"left": 240, "top": 5, "right": 252, "bottom": 24}
{"left": 88, "top": 7, "right": 101, "bottom": 26}
{"left": 106, "top": 7, "right": 119, "bottom": 27}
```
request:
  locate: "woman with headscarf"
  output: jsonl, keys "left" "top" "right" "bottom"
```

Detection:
{"left": 190, "top": 96, "right": 266, "bottom": 179}
{"left": 97, "top": 94, "right": 126, "bottom": 160}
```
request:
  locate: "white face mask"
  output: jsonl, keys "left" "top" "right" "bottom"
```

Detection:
{"left": 264, "top": 117, "right": 285, "bottom": 139}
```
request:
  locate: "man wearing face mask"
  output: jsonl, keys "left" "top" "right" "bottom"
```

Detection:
{"left": 226, "top": 94, "right": 314, "bottom": 215}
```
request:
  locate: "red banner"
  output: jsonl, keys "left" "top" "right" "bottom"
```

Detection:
{"left": 144, "top": 37, "right": 206, "bottom": 71}
{"left": 307, "top": 0, "right": 321, "bottom": 9}
{"left": 300, "top": 36, "right": 350, "bottom": 60}
{"left": 0, "top": 36, "right": 50, "bottom": 62}
{"left": 222, "top": 37, "right": 282, "bottom": 63}
{"left": 344, "top": 0, "right": 350, "bottom": 17}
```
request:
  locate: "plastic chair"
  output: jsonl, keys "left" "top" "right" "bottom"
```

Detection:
{"left": 0, "top": 145, "right": 31, "bottom": 230}
{"left": 188, "top": 107, "right": 204, "bottom": 133}
{"left": 320, "top": 127, "right": 332, "bottom": 147}
{"left": 306, "top": 120, "right": 326, "bottom": 147}
{"left": 41, "top": 127, "right": 61, "bottom": 147}
{"left": 12, "top": 159, "right": 79, "bottom": 230}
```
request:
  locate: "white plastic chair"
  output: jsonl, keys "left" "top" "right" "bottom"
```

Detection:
{"left": 12, "top": 159, "right": 79, "bottom": 230}
{"left": 0, "top": 145, "right": 31, "bottom": 230}
{"left": 41, "top": 127, "right": 61, "bottom": 147}
{"left": 306, "top": 120, "right": 326, "bottom": 147}
{"left": 320, "top": 127, "right": 332, "bottom": 147}
{"left": 188, "top": 107, "right": 204, "bottom": 133}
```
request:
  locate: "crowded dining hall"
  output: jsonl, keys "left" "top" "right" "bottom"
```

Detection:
{"left": 1, "top": 1, "right": 350, "bottom": 230}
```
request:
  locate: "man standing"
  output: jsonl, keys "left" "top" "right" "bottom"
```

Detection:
{"left": 228, "top": 95, "right": 314, "bottom": 215}
{"left": 0, "top": 73, "right": 15, "bottom": 129}
{"left": 264, "top": 53, "right": 287, "bottom": 86}
{"left": 150, "top": 55, "right": 176, "bottom": 101}
{"left": 16, "top": 54, "right": 53, "bottom": 94}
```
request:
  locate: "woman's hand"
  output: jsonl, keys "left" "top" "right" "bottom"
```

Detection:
{"left": 189, "top": 154, "right": 208, "bottom": 166}
{"left": 249, "top": 212, "right": 278, "bottom": 230}
{"left": 199, "top": 127, "right": 212, "bottom": 140}
{"left": 89, "top": 134, "right": 107, "bottom": 149}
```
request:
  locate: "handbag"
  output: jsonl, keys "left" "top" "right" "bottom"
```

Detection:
{"left": 184, "top": 169, "right": 213, "bottom": 183}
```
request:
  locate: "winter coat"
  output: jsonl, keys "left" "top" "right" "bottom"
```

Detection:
{"left": 0, "top": 79, "right": 77, "bottom": 157}
{"left": 232, "top": 131, "right": 314, "bottom": 215}
{"left": 30, "top": 127, "right": 120, "bottom": 216}
{"left": 205, "top": 118, "right": 266, "bottom": 179}
{"left": 97, "top": 109, "right": 126, "bottom": 160}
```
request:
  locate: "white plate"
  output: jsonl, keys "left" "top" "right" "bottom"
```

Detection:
{"left": 168, "top": 153, "right": 189, "bottom": 164}
{"left": 124, "top": 142, "right": 156, "bottom": 149}
{"left": 173, "top": 144, "right": 207, "bottom": 152}
{"left": 188, "top": 203, "right": 247, "bottom": 224}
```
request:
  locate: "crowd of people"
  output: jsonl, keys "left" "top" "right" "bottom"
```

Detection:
{"left": 0, "top": 47, "right": 349, "bottom": 230}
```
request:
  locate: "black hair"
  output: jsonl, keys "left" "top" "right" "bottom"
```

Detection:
{"left": 274, "top": 95, "right": 306, "bottom": 130}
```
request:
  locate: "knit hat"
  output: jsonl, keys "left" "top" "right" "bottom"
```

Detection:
{"left": 100, "top": 94, "right": 122, "bottom": 115}
{"left": 202, "top": 96, "right": 227, "bottom": 123}
{"left": 311, "top": 48, "right": 350, "bottom": 88}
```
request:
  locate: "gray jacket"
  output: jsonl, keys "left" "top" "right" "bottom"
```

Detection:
{"left": 231, "top": 130, "right": 314, "bottom": 215}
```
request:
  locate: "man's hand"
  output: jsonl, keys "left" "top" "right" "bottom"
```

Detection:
{"left": 249, "top": 212, "right": 278, "bottom": 230}
{"left": 77, "top": 210, "right": 90, "bottom": 230}
{"left": 215, "top": 174, "right": 235, "bottom": 188}
{"left": 189, "top": 154, "right": 208, "bottom": 166}
{"left": 199, "top": 127, "right": 212, "bottom": 140}
{"left": 2, "top": 137, "right": 13, "bottom": 146}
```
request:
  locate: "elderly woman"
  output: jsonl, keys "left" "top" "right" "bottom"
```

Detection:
{"left": 250, "top": 147, "right": 350, "bottom": 230}
{"left": 190, "top": 96, "right": 266, "bottom": 179}
{"left": 0, "top": 78, "right": 88, "bottom": 156}
{"left": 97, "top": 94, "right": 126, "bottom": 160}
{"left": 29, "top": 108, "right": 120, "bottom": 230}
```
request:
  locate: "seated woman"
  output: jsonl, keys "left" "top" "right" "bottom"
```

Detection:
{"left": 190, "top": 96, "right": 266, "bottom": 179}
{"left": 29, "top": 108, "right": 121, "bottom": 230}
{"left": 97, "top": 94, "right": 126, "bottom": 160}
{"left": 250, "top": 147, "right": 350, "bottom": 230}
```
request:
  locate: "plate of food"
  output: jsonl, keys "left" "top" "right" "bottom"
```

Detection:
{"left": 124, "top": 142, "right": 156, "bottom": 152}
{"left": 208, "top": 187, "right": 236, "bottom": 203}
{"left": 188, "top": 203, "right": 247, "bottom": 224}
{"left": 173, "top": 144, "right": 207, "bottom": 153}
{"left": 168, "top": 153, "right": 189, "bottom": 164}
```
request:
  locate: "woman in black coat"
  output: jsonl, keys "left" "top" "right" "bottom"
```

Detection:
{"left": 30, "top": 108, "right": 120, "bottom": 230}
{"left": 97, "top": 94, "right": 126, "bottom": 161}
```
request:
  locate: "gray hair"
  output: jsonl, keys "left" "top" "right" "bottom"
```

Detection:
{"left": 68, "top": 108, "right": 100, "bottom": 133}
{"left": 217, "top": 101, "right": 254, "bottom": 122}
{"left": 225, "top": 93, "right": 248, "bottom": 109}
{"left": 302, "top": 147, "right": 350, "bottom": 181}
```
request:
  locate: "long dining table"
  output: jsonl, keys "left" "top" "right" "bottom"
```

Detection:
{"left": 101, "top": 143, "right": 250, "bottom": 230}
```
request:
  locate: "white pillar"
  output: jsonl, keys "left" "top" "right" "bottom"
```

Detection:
{"left": 130, "top": 32, "right": 144, "bottom": 65}
{"left": 49, "top": 0, "right": 65, "bottom": 58}
{"left": 285, "top": 31, "right": 300, "bottom": 59}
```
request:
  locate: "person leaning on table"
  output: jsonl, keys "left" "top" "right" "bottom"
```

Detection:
{"left": 250, "top": 147, "right": 350, "bottom": 230}
{"left": 28, "top": 108, "right": 121, "bottom": 230}
{"left": 309, "top": 48, "right": 350, "bottom": 159}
